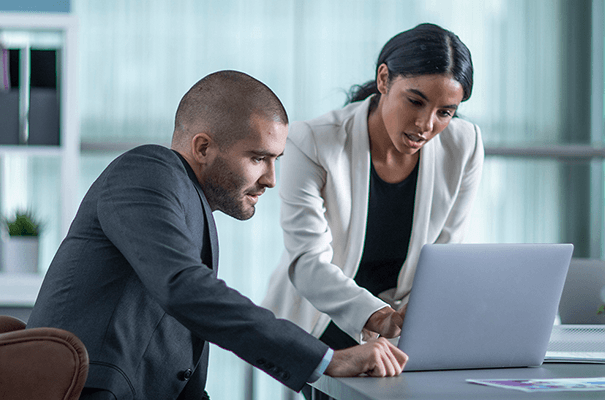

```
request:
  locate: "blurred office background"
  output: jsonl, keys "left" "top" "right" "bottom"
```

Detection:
{"left": 0, "top": 0, "right": 603, "bottom": 399}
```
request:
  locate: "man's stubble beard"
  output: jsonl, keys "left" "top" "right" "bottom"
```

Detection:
{"left": 201, "top": 155, "right": 256, "bottom": 221}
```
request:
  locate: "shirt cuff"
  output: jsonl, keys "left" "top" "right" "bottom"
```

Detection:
{"left": 307, "top": 348, "right": 334, "bottom": 383}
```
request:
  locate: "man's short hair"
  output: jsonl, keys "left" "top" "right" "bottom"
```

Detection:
{"left": 173, "top": 70, "right": 288, "bottom": 150}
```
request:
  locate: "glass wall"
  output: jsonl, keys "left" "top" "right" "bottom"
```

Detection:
{"left": 62, "top": 0, "right": 605, "bottom": 398}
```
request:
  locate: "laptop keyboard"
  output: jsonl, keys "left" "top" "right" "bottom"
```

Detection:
{"left": 545, "top": 325, "right": 605, "bottom": 362}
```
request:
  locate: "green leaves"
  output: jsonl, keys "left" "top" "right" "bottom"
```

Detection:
{"left": 4, "top": 211, "right": 42, "bottom": 236}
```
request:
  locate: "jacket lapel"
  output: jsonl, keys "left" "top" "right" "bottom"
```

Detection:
{"left": 347, "top": 98, "right": 372, "bottom": 275}
{"left": 173, "top": 150, "right": 220, "bottom": 272}
{"left": 395, "top": 137, "right": 436, "bottom": 297}
{"left": 196, "top": 184, "right": 219, "bottom": 272}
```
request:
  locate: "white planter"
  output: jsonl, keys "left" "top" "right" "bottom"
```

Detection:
{"left": 2, "top": 236, "right": 39, "bottom": 274}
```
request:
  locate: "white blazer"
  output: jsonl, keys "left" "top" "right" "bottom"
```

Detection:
{"left": 262, "top": 97, "right": 484, "bottom": 341}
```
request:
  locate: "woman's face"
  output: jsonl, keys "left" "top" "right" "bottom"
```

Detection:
{"left": 374, "top": 65, "right": 465, "bottom": 155}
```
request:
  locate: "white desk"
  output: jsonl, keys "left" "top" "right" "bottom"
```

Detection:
{"left": 311, "top": 363, "right": 605, "bottom": 399}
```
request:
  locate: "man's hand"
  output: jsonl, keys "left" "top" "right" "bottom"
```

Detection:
{"left": 325, "top": 338, "right": 408, "bottom": 377}
{"left": 362, "top": 305, "right": 407, "bottom": 340}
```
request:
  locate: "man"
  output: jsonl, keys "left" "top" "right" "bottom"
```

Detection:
{"left": 27, "top": 70, "right": 408, "bottom": 399}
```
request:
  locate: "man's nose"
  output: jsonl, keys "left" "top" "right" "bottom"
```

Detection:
{"left": 259, "top": 162, "right": 276, "bottom": 188}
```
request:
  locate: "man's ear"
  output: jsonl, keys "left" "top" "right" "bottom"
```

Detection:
{"left": 190, "top": 132, "right": 215, "bottom": 165}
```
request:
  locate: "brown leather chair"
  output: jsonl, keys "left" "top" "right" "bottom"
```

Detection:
{"left": 0, "top": 315, "right": 89, "bottom": 400}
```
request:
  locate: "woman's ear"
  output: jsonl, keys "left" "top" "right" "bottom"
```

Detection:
{"left": 376, "top": 63, "right": 390, "bottom": 95}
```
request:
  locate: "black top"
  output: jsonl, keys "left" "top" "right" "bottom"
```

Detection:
{"left": 354, "top": 161, "right": 419, "bottom": 295}
{"left": 320, "top": 160, "right": 419, "bottom": 349}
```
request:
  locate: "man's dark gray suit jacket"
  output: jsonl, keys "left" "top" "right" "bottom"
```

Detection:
{"left": 27, "top": 145, "right": 328, "bottom": 399}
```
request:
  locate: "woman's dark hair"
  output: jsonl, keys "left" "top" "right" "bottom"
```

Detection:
{"left": 347, "top": 23, "right": 473, "bottom": 106}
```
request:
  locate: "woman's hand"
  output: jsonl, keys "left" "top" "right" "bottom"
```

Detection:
{"left": 362, "top": 305, "right": 407, "bottom": 339}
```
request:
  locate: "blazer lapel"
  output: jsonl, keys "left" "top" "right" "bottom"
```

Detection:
{"left": 196, "top": 185, "right": 219, "bottom": 272}
{"left": 173, "top": 150, "right": 220, "bottom": 272}
{"left": 395, "top": 138, "right": 436, "bottom": 298}
{"left": 346, "top": 98, "right": 372, "bottom": 275}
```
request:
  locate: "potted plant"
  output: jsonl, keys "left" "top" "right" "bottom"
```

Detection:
{"left": 2, "top": 210, "right": 43, "bottom": 274}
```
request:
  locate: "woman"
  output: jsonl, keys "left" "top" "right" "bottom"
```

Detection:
{"left": 263, "top": 23, "right": 484, "bottom": 351}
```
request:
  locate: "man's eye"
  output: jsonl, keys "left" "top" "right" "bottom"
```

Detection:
{"left": 408, "top": 98, "right": 423, "bottom": 106}
{"left": 253, "top": 157, "right": 264, "bottom": 163}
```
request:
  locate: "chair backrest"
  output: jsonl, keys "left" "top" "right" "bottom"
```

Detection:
{"left": 559, "top": 258, "right": 605, "bottom": 324}
{"left": 0, "top": 315, "right": 90, "bottom": 400}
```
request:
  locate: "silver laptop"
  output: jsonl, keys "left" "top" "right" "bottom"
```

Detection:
{"left": 397, "top": 243, "right": 574, "bottom": 371}
{"left": 558, "top": 258, "right": 605, "bottom": 324}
